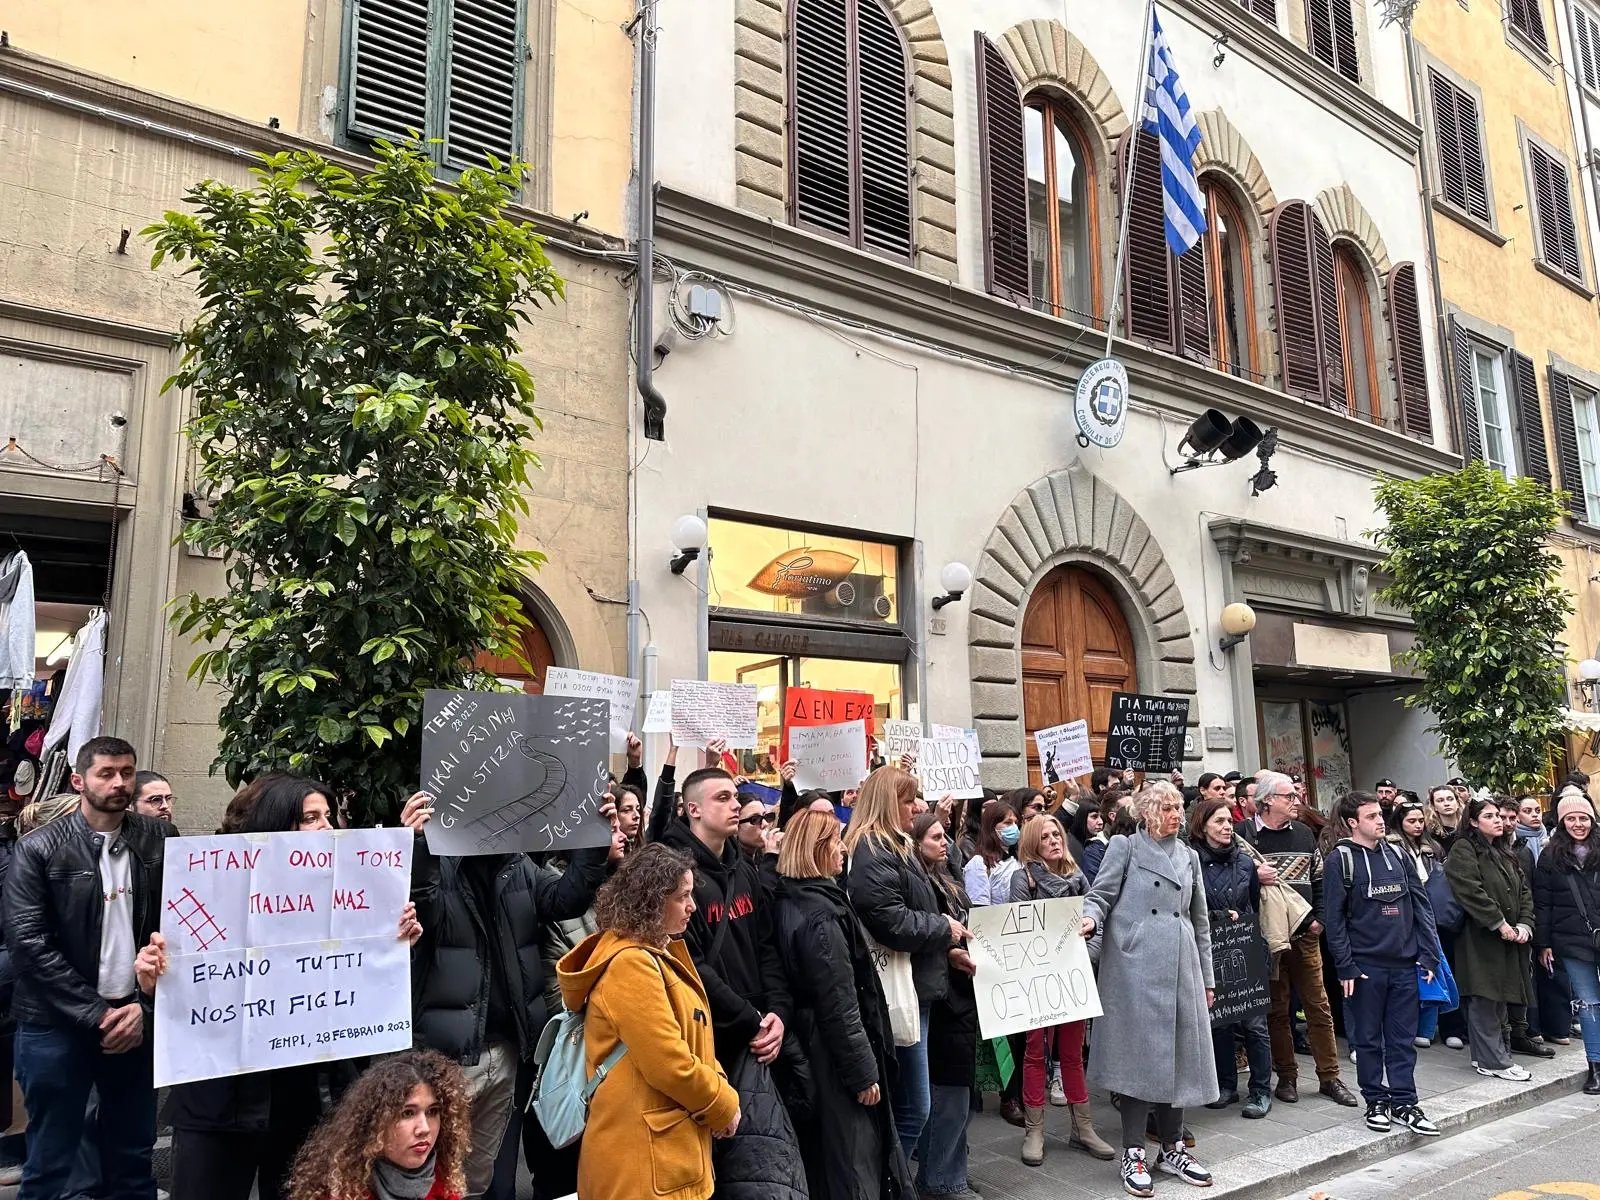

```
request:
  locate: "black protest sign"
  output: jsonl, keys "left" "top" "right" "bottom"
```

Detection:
{"left": 1208, "top": 910, "right": 1271, "bottom": 1027}
{"left": 1102, "top": 692, "right": 1190, "bottom": 772}
{"left": 420, "top": 690, "right": 611, "bottom": 856}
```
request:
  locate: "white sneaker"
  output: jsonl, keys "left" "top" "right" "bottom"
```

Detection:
{"left": 1349, "top": 1049, "right": 1357, "bottom": 1064}
{"left": 1049, "top": 1066, "right": 1068, "bottom": 1106}
{"left": 1156, "top": 1143, "right": 1214, "bottom": 1187}
{"left": 1445, "top": 1037, "right": 1465, "bottom": 1049}
{"left": 1413, "top": 1036, "right": 1432, "bottom": 1048}
{"left": 1477, "top": 1064, "right": 1533, "bottom": 1081}
{"left": 1121, "top": 1147, "right": 1155, "bottom": 1197}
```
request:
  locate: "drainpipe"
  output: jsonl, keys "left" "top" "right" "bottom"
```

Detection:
{"left": 1403, "top": 27, "right": 1465, "bottom": 460}
{"left": 631, "top": 1, "right": 667, "bottom": 441}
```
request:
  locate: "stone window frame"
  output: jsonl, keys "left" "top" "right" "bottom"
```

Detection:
{"left": 1416, "top": 49, "right": 1504, "bottom": 245}
{"left": 1314, "top": 184, "right": 1401, "bottom": 428}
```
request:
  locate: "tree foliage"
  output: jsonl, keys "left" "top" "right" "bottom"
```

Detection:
{"left": 147, "top": 143, "right": 561, "bottom": 821}
{"left": 1372, "top": 463, "right": 1572, "bottom": 794}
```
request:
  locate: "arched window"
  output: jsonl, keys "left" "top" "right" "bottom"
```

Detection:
{"left": 1334, "top": 247, "right": 1379, "bottom": 422}
{"left": 1173, "top": 180, "right": 1257, "bottom": 376}
{"left": 1024, "top": 97, "right": 1095, "bottom": 321}
{"left": 791, "top": 0, "right": 912, "bottom": 258}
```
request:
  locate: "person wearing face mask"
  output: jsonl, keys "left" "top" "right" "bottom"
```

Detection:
{"left": 963, "top": 803, "right": 1022, "bottom": 907}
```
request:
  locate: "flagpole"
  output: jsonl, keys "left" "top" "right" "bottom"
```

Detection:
{"left": 1103, "top": 0, "right": 1158, "bottom": 361}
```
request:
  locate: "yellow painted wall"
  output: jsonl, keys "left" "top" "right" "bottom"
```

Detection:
{"left": 5, "top": 0, "right": 309, "bottom": 129}
{"left": 551, "top": 0, "right": 635, "bottom": 234}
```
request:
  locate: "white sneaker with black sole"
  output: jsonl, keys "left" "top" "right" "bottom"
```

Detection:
{"left": 1477, "top": 1063, "right": 1533, "bottom": 1081}
{"left": 1391, "top": 1103, "right": 1441, "bottom": 1136}
{"left": 1120, "top": 1148, "right": 1155, "bottom": 1197}
{"left": 1156, "top": 1143, "right": 1213, "bottom": 1187}
{"left": 1049, "top": 1066, "right": 1067, "bottom": 1106}
{"left": 1364, "top": 1102, "right": 1391, "bottom": 1132}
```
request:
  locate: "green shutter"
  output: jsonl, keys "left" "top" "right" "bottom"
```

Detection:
{"left": 346, "top": 0, "right": 433, "bottom": 146}
{"left": 443, "top": 0, "right": 526, "bottom": 169}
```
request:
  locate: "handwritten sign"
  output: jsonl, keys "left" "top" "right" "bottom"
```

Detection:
{"left": 780, "top": 687, "right": 874, "bottom": 762}
{"left": 1103, "top": 692, "right": 1190, "bottom": 773}
{"left": 670, "top": 679, "right": 759, "bottom": 748}
{"left": 154, "top": 828, "right": 412, "bottom": 1087}
{"left": 641, "top": 690, "right": 673, "bottom": 734}
{"left": 966, "top": 897, "right": 1102, "bottom": 1038}
{"left": 916, "top": 736, "right": 984, "bottom": 800}
{"left": 1034, "top": 720, "right": 1093, "bottom": 783}
{"left": 882, "top": 720, "right": 921, "bottom": 766}
{"left": 420, "top": 690, "right": 611, "bottom": 855}
{"left": 1208, "top": 910, "right": 1271, "bottom": 1027}
{"left": 791, "top": 720, "right": 868, "bottom": 792}
{"left": 543, "top": 667, "right": 638, "bottom": 753}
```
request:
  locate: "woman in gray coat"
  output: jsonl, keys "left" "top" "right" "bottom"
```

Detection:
{"left": 1083, "top": 781, "right": 1217, "bottom": 1198}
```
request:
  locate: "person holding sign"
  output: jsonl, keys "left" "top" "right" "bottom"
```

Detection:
{"left": 153, "top": 777, "right": 425, "bottom": 1200}
{"left": 1081, "top": 782, "right": 1217, "bottom": 1197}
{"left": 286, "top": 1049, "right": 471, "bottom": 1200}
{"left": 1006, "top": 816, "right": 1112, "bottom": 1166}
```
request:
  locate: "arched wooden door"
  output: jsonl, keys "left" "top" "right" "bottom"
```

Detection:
{"left": 1021, "top": 566, "right": 1137, "bottom": 787}
{"left": 472, "top": 609, "right": 557, "bottom": 694}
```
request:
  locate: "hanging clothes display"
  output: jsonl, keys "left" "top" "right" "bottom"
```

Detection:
{"left": 0, "top": 550, "right": 35, "bottom": 692}
{"left": 41, "top": 607, "right": 106, "bottom": 765}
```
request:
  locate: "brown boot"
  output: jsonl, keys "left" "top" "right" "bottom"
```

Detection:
{"left": 1022, "top": 1105, "right": 1046, "bottom": 1166}
{"left": 1069, "top": 1102, "right": 1114, "bottom": 1160}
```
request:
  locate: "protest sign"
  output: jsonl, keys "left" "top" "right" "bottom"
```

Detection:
{"left": 1033, "top": 720, "right": 1093, "bottom": 783}
{"left": 641, "top": 690, "right": 673, "bottom": 734}
{"left": 966, "top": 897, "right": 1102, "bottom": 1038}
{"left": 154, "top": 827, "right": 413, "bottom": 1087}
{"left": 1103, "top": 692, "right": 1190, "bottom": 772}
{"left": 881, "top": 719, "right": 921, "bottom": 766}
{"left": 670, "top": 679, "right": 759, "bottom": 748}
{"left": 791, "top": 720, "right": 868, "bottom": 792}
{"left": 543, "top": 667, "right": 637, "bottom": 753}
{"left": 420, "top": 690, "right": 611, "bottom": 856}
{"left": 1208, "top": 910, "right": 1271, "bottom": 1026}
{"left": 780, "top": 687, "right": 875, "bottom": 762}
{"left": 916, "top": 736, "right": 983, "bottom": 800}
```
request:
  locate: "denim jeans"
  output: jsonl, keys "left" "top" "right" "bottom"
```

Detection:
{"left": 1563, "top": 956, "right": 1600, "bottom": 1062}
{"left": 891, "top": 1003, "right": 934, "bottom": 1160}
{"left": 1211, "top": 1013, "right": 1272, "bottom": 1097}
{"left": 1417, "top": 1003, "right": 1442, "bottom": 1042}
{"left": 14, "top": 1020, "right": 156, "bottom": 1200}
{"left": 915, "top": 1084, "right": 972, "bottom": 1195}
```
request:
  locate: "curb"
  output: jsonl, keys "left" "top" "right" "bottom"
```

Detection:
{"left": 1202, "top": 1059, "right": 1589, "bottom": 1200}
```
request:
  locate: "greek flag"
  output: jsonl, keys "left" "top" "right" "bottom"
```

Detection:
{"left": 1140, "top": 8, "right": 1206, "bottom": 256}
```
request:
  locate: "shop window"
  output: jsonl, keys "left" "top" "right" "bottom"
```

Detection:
{"left": 1258, "top": 698, "right": 1352, "bottom": 810}
{"left": 707, "top": 517, "right": 899, "bottom": 626}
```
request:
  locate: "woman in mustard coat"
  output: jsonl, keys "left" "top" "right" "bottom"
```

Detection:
{"left": 558, "top": 843, "right": 740, "bottom": 1200}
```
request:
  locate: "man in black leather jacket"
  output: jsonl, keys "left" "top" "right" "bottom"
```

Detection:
{"left": 4, "top": 735, "right": 171, "bottom": 1200}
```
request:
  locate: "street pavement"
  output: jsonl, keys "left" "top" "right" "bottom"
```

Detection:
{"left": 1272, "top": 1089, "right": 1600, "bottom": 1199}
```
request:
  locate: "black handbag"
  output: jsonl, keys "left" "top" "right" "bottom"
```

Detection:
{"left": 1565, "top": 874, "right": 1600, "bottom": 953}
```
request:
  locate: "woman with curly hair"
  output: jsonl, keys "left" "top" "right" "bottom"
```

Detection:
{"left": 557, "top": 842, "right": 739, "bottom": 1200}
{"left": 286, "top": 1050, "right": 468, "bottom": 1200}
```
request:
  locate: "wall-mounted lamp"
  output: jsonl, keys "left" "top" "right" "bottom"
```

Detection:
{"left": 1170, "top": 409, "right": 1266, "bottom": 475}
{"left": 1576, "top": 657, "right": 1600, "bottom": 708}
{"left": 931, "top": 561, "right": 973, "bottom": 611}
{"left": 669, "top": 514, "right": 707, "bottom": 575}
{"left": 1218, "top": 602, "right": 1257, "bottom": 653}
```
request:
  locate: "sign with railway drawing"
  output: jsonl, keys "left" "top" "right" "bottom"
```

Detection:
{"left": 420, "top": 690, "right": 612, "bottom": 855}
{"left": 154, "top": 827, "right": 413, "bottom": 1086}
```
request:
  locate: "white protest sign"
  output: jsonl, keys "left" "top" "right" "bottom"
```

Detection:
{"left": 916, "top": 736, "right": 984, "bottom": 800}
{"left": 544, "top": 667, "right": 638, "bottom": 753}
{"left": 931, "top": 724, "right": 981, "bottom": 759}
{"left": 966, "top": 897, "right": 1103, "bottom": 1038}
{"left": 1033, "top": 719, "right": 1093, "bottom": 783}
{"left": 881, "top": 719, "right": 921, "bottom": 767}
{"left": 791, "top": 720, "right": 868, "bottom": 791}
{"left": 671, "top": 679, "right": 759, "bottom": 748}
{"left": 155, "top": 828, "right": 413, "bottom": 1087}
{"left": 641, "top": 690, "right": 673, "bottom": 734}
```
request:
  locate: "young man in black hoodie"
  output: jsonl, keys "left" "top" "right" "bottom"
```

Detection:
{"left": 1323, "top": 792, "right": 1441, "bottom": 1137}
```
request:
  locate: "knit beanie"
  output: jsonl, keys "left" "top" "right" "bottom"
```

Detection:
{"left": 1557, "top": 792, "right": 1594, "bottom": 822}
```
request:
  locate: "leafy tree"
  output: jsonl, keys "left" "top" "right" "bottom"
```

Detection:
{"left": 148, "top": 143, "right": 560, "bottom": 821}
{"left": 1372, "top": 463, "right": 1572, "bottom": 794}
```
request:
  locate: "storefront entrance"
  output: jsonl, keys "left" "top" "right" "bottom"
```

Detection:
{"left": 1021, "top": 566, "right": 1137, "bottom": 786}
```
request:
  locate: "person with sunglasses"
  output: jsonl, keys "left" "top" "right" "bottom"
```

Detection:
{"left": 736, "top": 794, "right": 778, "bottom": 861}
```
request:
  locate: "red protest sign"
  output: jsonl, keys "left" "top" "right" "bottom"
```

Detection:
{"left": 780, "top": 687, "right": 876, "bottom": 764}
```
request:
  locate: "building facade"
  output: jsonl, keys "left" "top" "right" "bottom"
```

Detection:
{"left": 0, "top": 0, "right": 638, "bottom": 830}
{"left": 638, "top": 0, "right": 1460, "bottom": 802}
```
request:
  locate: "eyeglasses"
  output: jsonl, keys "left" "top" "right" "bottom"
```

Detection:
{"left": 740, "top": 812, "right": 777, "bottom": 826}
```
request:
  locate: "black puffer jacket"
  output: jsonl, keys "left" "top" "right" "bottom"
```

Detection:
{"left": 846, "top": 832, "right": 952, "bottom": 1006}
{"left": 709, "top": 1050, "right": 810, "bottom": 1200}
{"left": 5, "top": 810, "right": 170, "bottom": 1030}
{"left": 409, "top": 841, "right": 607, "bottom": 1063}
{"left": 1532, "top": 849, "right": 1600, "bottom": 963}
{"left": 1195, "top": 837, "right": 1262, "bottom": 916}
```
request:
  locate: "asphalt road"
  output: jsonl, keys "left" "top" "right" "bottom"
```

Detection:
{"left": 1273, "top": 1090, "right": 1600, "bottom": 1200}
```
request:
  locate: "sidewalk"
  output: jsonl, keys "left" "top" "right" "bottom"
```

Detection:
{"left": 964, "top": 1039, "right": 1589, "bottom": 1200}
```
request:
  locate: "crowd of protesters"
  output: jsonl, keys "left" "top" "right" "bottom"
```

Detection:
{"left": 0, "top": 730, "right": 1595, "bottom": 1200}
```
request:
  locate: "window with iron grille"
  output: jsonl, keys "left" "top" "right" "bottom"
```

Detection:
{"left": 343, "top": 0, "right": 525, "bottom": 171}
{"left": 1525, "top": 138, "right": 1584, "bottom": 283}
{"left": 790, "top": 0, "right": 912, "bottom": 258}
{"left": 1506, "top": 0, "right": 1549, "bottom": 52}
{"left": 1305, "top": 0, "right": 1360, "bottom": 82}
{"left": 1427, "top": 68, "right": 1492, "bottom": 225}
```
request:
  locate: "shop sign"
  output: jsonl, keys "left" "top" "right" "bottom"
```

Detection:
{"left": 1074, "top": 358, "right": 1129, "bottom": 450}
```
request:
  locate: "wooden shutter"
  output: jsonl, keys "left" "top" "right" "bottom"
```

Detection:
{"left": 1246, "top": 0, "right": 1278, "bottom": 21}
{"left": 1576, "top": 6, "right": 1600, "bottom": 92}
{"left": 1429, "top": 70, "right": 1491, "bottom": 222}
{"left": 1120, "top": 130, "right": 1175, "bottom": 348}
{"left": 1306, "top": 0, "right": 1336, "bottom": 70}
{"left": 1311, "top": 214, "right": 1346, "bottom": 409}
{"left": 1510, "top": 351, "right": 1552, "bottom": 487}
{"left": 1450, "top": 318, "right": 1484, "bottom": 463}
{"left": 1330, "top": 0, "right": 1360, "bottom": 81}
{"left": 443, "top": 0, "right": 521, "bottom": 169}
{"left": 856, "top": 0, "right": 911, "bottom": 256}
{"left": 1507, "top": 0, "right": 1550, "bottom": 51}
{"left": 1529, "top": 143, "right": 1583, "bottom": 280}
{"left": 1387, "top": 264, "right": 1433, "bottom": 441}
{"left": 346, "top": 0, "right": 432, "bottom": 146}
{"left": 793, "top": 0, "right": 854, "bottom": 240}
{"left": 1550, "top": 368, "right": 1589, "bottom": 518}
{"left": 1176, "top": 241, "right": 1212, "bottom": 363}
{"left": 976, "top": 34, "right": 1030, "bottom": 302}
{"left": 1271, "top": 201, "right": 1324, "bottom": 403}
